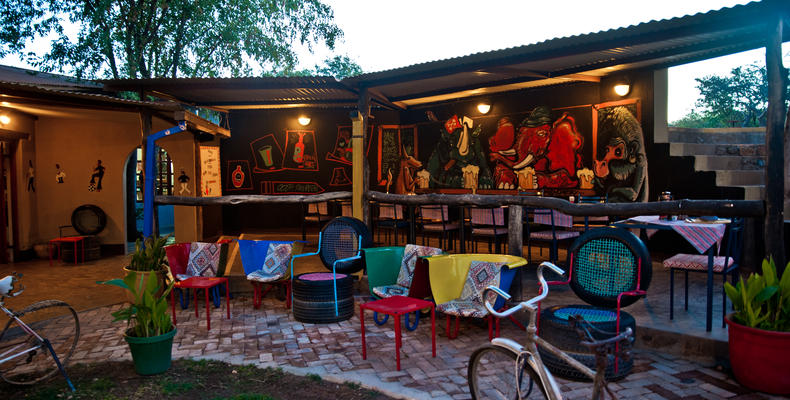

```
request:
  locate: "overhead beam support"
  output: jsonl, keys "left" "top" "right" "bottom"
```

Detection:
{"left": 764, "top": 15, "right": 787, "bottom": 269}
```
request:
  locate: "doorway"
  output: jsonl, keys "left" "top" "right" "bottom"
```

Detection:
{"left": 124, "top": 147, "right": 175, "bottom": 251}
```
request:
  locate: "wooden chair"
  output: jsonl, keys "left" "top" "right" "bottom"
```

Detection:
{"left": 375, "top": 203, "right": 409, "bottom": 246}
{"left": 419, "top": 205, "right": 460, "bottom": 250}
{"left": 469, "top": 207, "right": 508, "bottom": 253}
{"left": 662, "top": 218, "right": 743, "bottom": 327}
{"left": 526, "top": 208, "right": 579, "bottom": 264}
{"left": 302, "top": 202, "right": 332, "bottom": 241}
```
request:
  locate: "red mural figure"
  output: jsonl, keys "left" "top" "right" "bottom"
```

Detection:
{"left": 488, "top": 117, "right": 517, "bottom": 189}
{"left": 535, "top": 113, "right": 582, "bottom": 188}
{"left": 488, "top": 106, "right": 582, "bottom": 189}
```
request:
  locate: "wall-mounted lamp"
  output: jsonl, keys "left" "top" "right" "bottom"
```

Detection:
{"left": 477, "top": 102, "right": 491, "bottom": 114}
{"left": 298, "top": 116, "right": 311, "bottom": 126}
{"left": 0, "top": 115, "right": 10, "bottom": 125}
{"left": 613, "top": 80, "right": 631, "bottom": 97}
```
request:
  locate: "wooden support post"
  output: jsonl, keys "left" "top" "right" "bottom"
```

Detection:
{"left": 352, "top": 89, "right": 371, "bottom": 226}
{"left": 508, "top": 206, "right": 523, "bottom": 257}
{"left": 764, "top": 16, "right": 787, "bottom": 269}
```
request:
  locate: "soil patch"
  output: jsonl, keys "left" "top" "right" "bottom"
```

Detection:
{"left": 1, "top": 359, "right": 396, "bottom": 400}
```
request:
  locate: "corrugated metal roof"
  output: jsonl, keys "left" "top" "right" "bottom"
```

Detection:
{"left": 0, "top": 64, "right": 101, "bottom": 91}
{"left": 96, "top": 0, "right": 787, "bottom": 109}
{"left": 0, "top": 80, "right": 179, "bottom": 110}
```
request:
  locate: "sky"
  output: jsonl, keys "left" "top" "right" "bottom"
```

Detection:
{"left": 2, "top": 0, "right": 788, "bottom": 122}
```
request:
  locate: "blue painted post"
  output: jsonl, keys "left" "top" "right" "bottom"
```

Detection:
{"left": 143, "top": 122, "right": 187, "bottom": 238}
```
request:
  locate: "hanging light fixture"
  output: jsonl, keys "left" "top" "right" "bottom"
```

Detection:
{"left": 298, "top": 115, "right": 311, "bottom": 126}
{"left": 613, "top": 79, "right": 631, "bottom": 97}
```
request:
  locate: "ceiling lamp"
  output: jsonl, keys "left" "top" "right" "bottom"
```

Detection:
{"left": 477, "top": 102, "right": 491, "bottom": 114}
{"left": 0, "top": 115, "right": 10, "bottom": 125}
{"left": 298, "top": 116, "right": 311, "bottom": 126}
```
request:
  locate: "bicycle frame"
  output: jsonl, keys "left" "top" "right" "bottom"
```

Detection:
{"left": 482, "top": 262, "right": 627, "bottom": 400}
{"left": 0, "top": 301, "right": 76, "bottom": 392}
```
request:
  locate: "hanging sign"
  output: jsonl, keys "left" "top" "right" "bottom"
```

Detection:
{"left": 199, "top": 146, "right": 221, "bottom": 197}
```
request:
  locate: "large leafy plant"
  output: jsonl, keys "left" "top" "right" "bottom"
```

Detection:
{"left": 724, "top": 258, "right": 790, "bottom": 332}
{"left": 101, "top": 270, "right": 174, "bottom": 337}
{"left": 128, "top": 235, "right": 169, "bottom": 272}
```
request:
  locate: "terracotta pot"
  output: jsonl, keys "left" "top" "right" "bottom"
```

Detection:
{"left": 122, "top": 267, "right": 168, "bottom": 304}
{"left": 725, "top": 313, "right": 790, "bottom": 395}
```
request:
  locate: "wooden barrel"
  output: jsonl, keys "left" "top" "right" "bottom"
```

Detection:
{"left": 60, "top": 235, "right": 101, "bottom": 262}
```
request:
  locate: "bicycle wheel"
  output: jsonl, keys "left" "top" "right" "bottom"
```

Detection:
{"left": 0, "top": 300, "right": 80, "bottom": 385}
{"left": 468, "top": 345, "right": 548, "bottom": 400}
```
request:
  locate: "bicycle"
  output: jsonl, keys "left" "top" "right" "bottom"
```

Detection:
{"left": 467, "top": 262, "right": 633, "bottom": 400}
{"left": 0, "top": 273, "right": 79, "bottom": 391}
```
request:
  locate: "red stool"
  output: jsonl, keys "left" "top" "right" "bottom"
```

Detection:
{"left": 360, "top": 295, "right": 436, "bottom": 371}
{"left": 171, "top": 277, "right": 230, "bottom": 331}
{"left": 48, "top": 236, "right": 86, "bottom": 266}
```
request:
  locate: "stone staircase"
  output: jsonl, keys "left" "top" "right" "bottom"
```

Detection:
{"left": 668, "top": 127, "right": 766, "bottom": 202}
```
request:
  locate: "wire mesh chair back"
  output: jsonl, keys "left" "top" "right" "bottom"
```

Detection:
{"left": 568, "top": 227, "right": 652, "bottom": 308}
{"left": 318, "top": 217, "right": 372, "bottom": 274}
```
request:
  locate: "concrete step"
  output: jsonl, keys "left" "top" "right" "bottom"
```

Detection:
{"left": 668, "top": 127, "right": 765, "bottom": 144}
{"left": 694, "top": 155, "right": 765, "bottom": 171}
{"left": 715, "top": 170, "right": 764, "bottom": 186}
{"left": 670, "top": 143, "right": 765, "bottom": 157}
{"left": 733, "top": 184, "right": 765, "bottom": 201}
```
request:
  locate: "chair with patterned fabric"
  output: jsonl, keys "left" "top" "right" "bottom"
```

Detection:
{"left": 526, "top": 208, "right": 579, "bottom": 264}
{"left": 662, "top": 218, "right": 743, "bottom": 327}
{"left": 239, "top": 240, "right": 306, "bottom": 309}
{"left": 425, "top": 253, "right": 527, "bottom": 340}
{"left": 165, "top": 239, "right": 233, "bottom": 310}
{"left": 469, "top": 207, "right": 508, "bottom": 253}
{"left": 363, "top": 244, "right": 443, "bottom": 329}
{"left": 419, "top": 205, "right": 460, "bottom": 251}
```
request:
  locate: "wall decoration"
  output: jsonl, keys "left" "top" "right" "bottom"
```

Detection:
{"left": 282, "top": 130, "right": 318, "bottom": 171}
{"left": 199, "top": 146, "right": 221, "bottom": 197}
{"left": 328, "top": 167, "right": 352, "bottom": 186}
{"left": 226, "top": 160, "right": 253, "bottom": 191}
{"left": 488, "top": 107, "right": 583, "bottom": 189}
{"left": 177, "top": 170, "right": 191, "bottom": 194}
{"left": 55, "top": 163, "right": 66, "bottom": 184}
{"left": 424, "top": 115, "right": 493, "bottom": 190}
{"left": 592, "top": 102, "right": 647, "bottom": 202}
{"left": 250, "top": 134, "right": 284, "bottom": 173}
{"left": 27, "top": 160, "right": 35, "bottom": 192}
{"left": 377, "top": 125, "right": 418, "bottom": 189}
{"left": 261, "top": 181, "right": 325, "bottom": 195}
{"left": 326, "top": 126, "right": 352, "bottom": 164}
{"left": 88, "top": 159, "right": 104, "bottom": 192}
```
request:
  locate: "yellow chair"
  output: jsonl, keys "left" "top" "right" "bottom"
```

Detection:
{"left": 426, "top": 254, "right": 527, "bottom": 339}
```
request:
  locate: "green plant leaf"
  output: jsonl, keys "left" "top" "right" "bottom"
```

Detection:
{"left": 755, "top": 286, "right": 779, "bottom": 303}
{"left": 98, "top": 278, "right": 130, "bottom": 290}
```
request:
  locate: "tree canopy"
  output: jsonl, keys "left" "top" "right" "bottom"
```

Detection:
{"left": 1, "top": 0, "right": 361, "bottom": 79}
{"left": 672, "top": 61, "right": 789, "bottom": 128}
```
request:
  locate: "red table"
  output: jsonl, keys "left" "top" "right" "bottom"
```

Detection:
{"left": 171, "top": 277, "right": 230, "bottom": 331}
{"left": 48, "top": 236, "right": 86, "bottom": 266}
{"left": 360, "top": 296, "right": 435, "bottom": 371}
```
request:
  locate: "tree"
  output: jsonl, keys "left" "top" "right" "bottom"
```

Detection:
{"left": 1, "top": 0, "right": 358, "bottom": 79}
{"left": 673, "top": 61, "right": 789, "bottom": 128}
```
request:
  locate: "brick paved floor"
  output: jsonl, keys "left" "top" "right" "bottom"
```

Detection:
{"left": 68, "top": 294, "right": 781, "bottom": 400}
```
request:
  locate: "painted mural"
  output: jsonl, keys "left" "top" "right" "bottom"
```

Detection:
{"left": 593, "top": 102, "right": 648, "bottom": 202}
{"left": 424, "top": 115, "right": 493, "bottom": 191}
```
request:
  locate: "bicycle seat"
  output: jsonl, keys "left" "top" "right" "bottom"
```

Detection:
{"left": 0, "top": 275, "right": 15, "bottom": 296}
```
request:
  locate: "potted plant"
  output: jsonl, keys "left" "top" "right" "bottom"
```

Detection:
{"left": 100, "top": 235, "right": 177, "bottom": 375}
{"left": 124, "top": 235, "right": 170, "bottom": 302}
{"left": 724, "top": 257, "right": 790, "bottom": 394}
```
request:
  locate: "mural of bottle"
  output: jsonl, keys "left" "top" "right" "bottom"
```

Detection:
{"left": 293, "top": 132, "right": 306, "bottom": 165}
{"left": 231, "top": 165, "right": 245, "bottom": 188}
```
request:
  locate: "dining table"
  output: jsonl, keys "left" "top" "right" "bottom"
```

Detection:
{"left": 611, "top": 215, "right": 729, "bottom": 332}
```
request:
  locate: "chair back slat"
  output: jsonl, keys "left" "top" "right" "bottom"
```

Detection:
{"left": 470, "top": 207, "right": 505, "bottom": 226}
{"left": 420, "top": 205, "right": 449, "bottom": 221}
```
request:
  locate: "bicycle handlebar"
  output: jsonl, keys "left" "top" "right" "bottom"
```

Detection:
{"left": 483, "top": 261, "right": 565, "bottom": 318}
